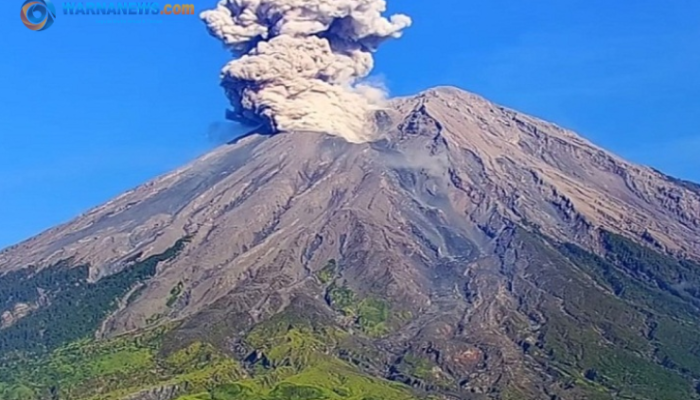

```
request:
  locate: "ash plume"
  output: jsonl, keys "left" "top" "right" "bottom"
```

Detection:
{"left": 200, "top": 0, "right": 412, "bottom": 143}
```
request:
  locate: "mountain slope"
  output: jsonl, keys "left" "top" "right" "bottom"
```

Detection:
{"left": 2, "top": 87, "right": 700, "bottom": 400}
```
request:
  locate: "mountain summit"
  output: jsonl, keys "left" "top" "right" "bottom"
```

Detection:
{"left": 2, "top": 87, "right": 700, "bottom": 400}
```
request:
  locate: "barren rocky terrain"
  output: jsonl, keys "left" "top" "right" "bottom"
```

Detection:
{"left": 2, "top": 87, "right": 700, "bottom": 400}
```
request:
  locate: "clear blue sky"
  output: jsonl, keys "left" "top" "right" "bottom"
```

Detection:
{"left": 1, "top": 0, "right": 698, "bottom": 249}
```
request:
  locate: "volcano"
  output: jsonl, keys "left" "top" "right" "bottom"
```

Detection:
{"left": 2, "top": 87, "right": 700, "bottom": 400}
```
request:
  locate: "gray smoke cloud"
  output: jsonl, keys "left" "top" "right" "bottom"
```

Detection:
{"left": 200, "top": 0, "right": 412, "bottom": 143}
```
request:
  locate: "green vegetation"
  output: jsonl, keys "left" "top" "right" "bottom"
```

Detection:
{"left": 174, "top": 365, "right": 416, "bottom": 400}
{"left": 653, "top": 318, "right": 700, "bottom": 378}
{"left": 6, "top": 232, "right": 700, "bottom": 400}
{"left": 210, "top": 307, "right": 415, "bottom": 400}
{"left": 536, "top": 229, "right": 700, "bottom": 399}
{"left": 559, "top": 241, "right": 700, "bottom": 322}
{"left": 325, "top": 283, "right": 390, "bottom": 337}
{"left": 601, "top": 231, "right": 700, "bottom": 302}
{"left": 397, "top": 353, "right": 441, "bottom": 384}
{"left": 0, "top": 237, "right": 191, "bottom": 355}
{"left": 356, "top": 298, "right": 390, "bottom": 337}
{"left": 316, "top": 259, "right": 338, "bottom": 284}
{"left": 167, "top": 281, "right": 185, "bottom": 307}
{"left": 0, "top": 302, "right": 417, "bottom": 400}
{"left": 317, "top": 259, "right": 394, "bottom": 337}
{"left": 0, "top": 324, "right": 246, "bottom": 400}
{"left": 327, "top": 283, "right": 356, "bottom": 313}
{"left": 0, "top": 259, "right": 80, "bottom": 314}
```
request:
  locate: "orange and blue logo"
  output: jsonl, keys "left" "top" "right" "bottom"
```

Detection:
{"left": 20, "top": 0, "right": 57, "bottom": 31}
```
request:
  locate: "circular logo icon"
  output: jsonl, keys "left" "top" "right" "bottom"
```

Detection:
{"left": 20, "top": 0, "right": 56, "bottom": 31}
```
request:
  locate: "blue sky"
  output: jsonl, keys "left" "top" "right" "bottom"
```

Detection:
{"left": 1, "top": 0, "right": 698, "bottom": 249}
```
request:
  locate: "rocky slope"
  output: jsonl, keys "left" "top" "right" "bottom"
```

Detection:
{"left": 2, "top": 86, "right": 700, "bottom": 400}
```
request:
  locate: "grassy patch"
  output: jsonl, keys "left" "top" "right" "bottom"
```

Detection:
{"left": 400, "top": 353, "right": 434, "bottom": 381}
{"left": 0, "top": 323, "right": 248, "bottom": 400}
{"left": 325, "top": 284, "right": 391, "bottom": 337}
{"left": 169, "top": 308, "right": 416, "bottom": 400}
{"left": 356, "top": 298, "right": 390, "bottom": 337}
{"left": 327, "top": 284, "right": 356, "bottom": 314}
{"left": 653, "top": 318, "right": 700, "bottom": 378}
{"left": 316, "top": 260, "right": 338, "bottom": 285}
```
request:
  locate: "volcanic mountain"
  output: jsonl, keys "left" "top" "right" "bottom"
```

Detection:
{"left": 2, "top": 87, "right": 700, "bottom": 400}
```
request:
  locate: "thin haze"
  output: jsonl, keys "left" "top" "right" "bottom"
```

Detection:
{"left": 200, "top": 0, "right": 412, "bottom": 143}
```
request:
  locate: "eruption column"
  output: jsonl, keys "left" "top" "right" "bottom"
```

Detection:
{"left": 201, "top": 0, "right": 412, "bottom": 143}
